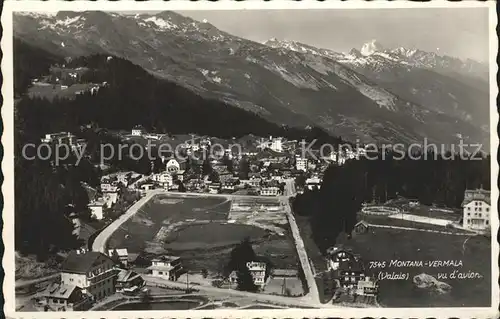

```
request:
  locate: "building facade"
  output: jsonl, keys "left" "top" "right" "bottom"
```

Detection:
{"left": 462, "top": 189, "right": 491, "bottom": 230}
{"left": 36, "top": 283, "right": 90, "bottom": 312}
{"left": 260, "top": 187, "right": 280, "bottom": 196}
{"left": 296, "top": 157, "right": 308, "bottom": 172}
{"left": 246, "top": 261, "right": 267, "bottom": 287}
{"left": 60, "top": 249, "right": 117, "bottom": 301}
{"left": 147, "top": 256, "right": 183, "bottom": 281}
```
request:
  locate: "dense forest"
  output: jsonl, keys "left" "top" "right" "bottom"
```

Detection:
{"left": 14, "top": 38, "right": 64, "bottom": 98}
{"left": 292, "top": 150, "right": 491, "bottom": 253}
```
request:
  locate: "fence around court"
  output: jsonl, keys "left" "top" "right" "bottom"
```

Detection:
{"left": 361, "top": 206, "right": 401, "bottom": 216}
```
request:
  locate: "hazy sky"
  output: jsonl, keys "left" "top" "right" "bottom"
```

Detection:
{"left": 174, "top": 8, "right": 489, "bottom": 62}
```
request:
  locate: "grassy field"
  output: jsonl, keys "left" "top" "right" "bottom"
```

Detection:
{"left": 337, "top": 229, "right": 491, "bottom": 307}
{"left": 360, "top": 213, "right": 466, "bottom": 233}
{"left": 27, "top": 83, "right": 96, "bottom": 100}
{"left": 108, "top": 194, "right": 299, "bottom": 273}
{"left": 406, "top": 205, "right": 461, "bottom": 221}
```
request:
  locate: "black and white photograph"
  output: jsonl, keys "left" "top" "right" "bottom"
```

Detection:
{"left": 2, "top": 1, "right": 498, "bottom": 318}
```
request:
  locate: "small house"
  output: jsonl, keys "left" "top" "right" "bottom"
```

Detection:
{"left": 147, "top": 255, "right": 183, "bottom": 281}
{"left": 115, "top": 269, "right": 144, "bottom": 292}
{"left": 108, "top": 248, "right": 129, "bottom": 267}
{"left": 353, "top": 220, "right": 369, "bottom": 234}
{"left": 355, "top": 276, "right": 378, "bottom": 296}
{"left": 36, "top": 283, "right": 90, "bottom": 312}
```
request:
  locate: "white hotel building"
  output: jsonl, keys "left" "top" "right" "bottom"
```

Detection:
{"left": 462, "top": 188, "right": 491, "bottom": 231}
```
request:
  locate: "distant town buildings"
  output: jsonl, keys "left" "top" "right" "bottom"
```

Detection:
{"left": 131, "top": 125, "right": 145, "bottom": 136}
{"left": 296, "top": 157, "right": 308, "bottom": 172}
{"left": 88, "top": 199, "right": 106, "bottom": 220}
{"left": 462, "top": 188, "right": 491, "bottom": 231}
{"left": 305, "top": 176, "right": 322, "bottom": 190}
{"left": 355, "top": 276, "right": 379, "bottom": 296}
{"left": 259, "top": 186, "right": 280, "bottom": 197}
{"left": 41, "top": 132, "right": 87, "bottom": 153}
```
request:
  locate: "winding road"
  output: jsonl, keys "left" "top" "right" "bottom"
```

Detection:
{"left": 91, "top": 179, "right": 321, "bottom": 306}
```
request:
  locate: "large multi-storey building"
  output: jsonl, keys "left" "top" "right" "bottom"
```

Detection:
{"left": 60, "top": 249, "right": 117, "bottom": 301}
{"left": 462, "top": 188, "right": 491, "bottom": 231}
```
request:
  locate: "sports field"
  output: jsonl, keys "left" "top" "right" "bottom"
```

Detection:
{"left": 108, "top": 194, "right": 299, "bottom": 273}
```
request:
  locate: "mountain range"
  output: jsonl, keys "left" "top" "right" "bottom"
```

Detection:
{"left": 13, "top": 11, "right": 490, "bottom": 146}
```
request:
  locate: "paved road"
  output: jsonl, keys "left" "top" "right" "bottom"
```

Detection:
{"left": 143, "top": 275, "right": 330, "bottom": 308}
{"left": 280, "top": 179, "right": 320, "bottom": 304}
{"left": 92, "top": 190, "right": 161, "bottom": 253}
{"left": 92, "top": 181, "right": 321, "bottom": 306}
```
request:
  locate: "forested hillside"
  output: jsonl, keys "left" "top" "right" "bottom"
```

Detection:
{"left": 292, "top": 151, "right": 491, "bottom": 253}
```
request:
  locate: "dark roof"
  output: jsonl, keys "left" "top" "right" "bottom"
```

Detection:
{"left": 38, "top": 283, "right": 79, "bottom": 299}
{"left": 337, "top": 260, "right": 364, "bottom": 272}
{"left": 462, "top": 189, "right": 491, "bottom": 206}
{"left": 61, "top": 251, "right": 111, "bottom": 274}
{"left": 355, "top": 220, "right": 369, "bottom": 228}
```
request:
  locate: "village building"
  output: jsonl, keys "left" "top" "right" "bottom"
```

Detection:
{"left": 259, "top": 186, "right": 280, "bottom": 196}
{"left": 270, "top": 137, "right": 283, "bottom": 153}
{"left": 88, "top": 199, "right": 106, "bottom": 220}
{"left": 333, "top": 260, "right": 366, "bottom": 289}
{"left": 462, "top": 188, "right": 491, "bottom": 230}
{"left": 60, "top": 249, "right": 117, "bottom": 301}
{"left": 36, "top": 283, "right": 91, "bottom": 312}
{"left": 305, "top": 176, "right": 322, "bottom": 190}
{"left": 41, "top": 132, "right": 77, "bottom": 145}
{"left": 140, "top": 183, "right": 154, "bottom": 192}
{"left": 355, "top": 276, "right": 379, "bottom": 296}
{"left": 100, "top": 177, "right": 119, "bottom": 193}
{"left": 108, "top": 248, "right": 129, "bottom": 267}
{"left": 165, "top": 158, "right": 187, "bottom": 174}
{"left": 116, "top": 172, "right": 133, "bottom": 187}
{"left": 147, "top": 256, "right": 183, "bottom": 281}
{"left": 353, "top": 220, "right": 370, "bottom": 235}
{"left": 246, "top": 261, "right": 267, "bottom": 288}
{"left": 326, "top": 245, "right": 357, "bottom": 271}
{"left": 152, "top": 172, "right": 174, "bottom": 189}
{"left": 131, "top": 125, "right": 145, "bottom": 136}
{"left": 295, "top": 157, "right": 308, "bottom": 172}
{"left": 209, "top": 183, "right": 221, "bottom": 194}
{"left": 115, "top": 269, "right": 145, "bottom": 293}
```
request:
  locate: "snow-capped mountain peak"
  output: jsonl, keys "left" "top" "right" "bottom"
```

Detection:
{"left": 360, "top": 39, "right": 384, "bottom": 56}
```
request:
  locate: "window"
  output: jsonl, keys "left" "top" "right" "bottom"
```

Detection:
{"left": 468, "top": 207, "right": 471, "bottom": 210}
{"left": 478, "top": 208, "right": 482, "bottom": 212}
{"left": 479, "top": 213, "right": 482, "bottom": 217}
{"left": 468, "top": 213, "right": 470, "bottom": 216}
{"left": 486, "top": 208, "right": 490, "bottom": 212}
{"left": 486, "top": 221, "right": 489, "bottom": 225}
